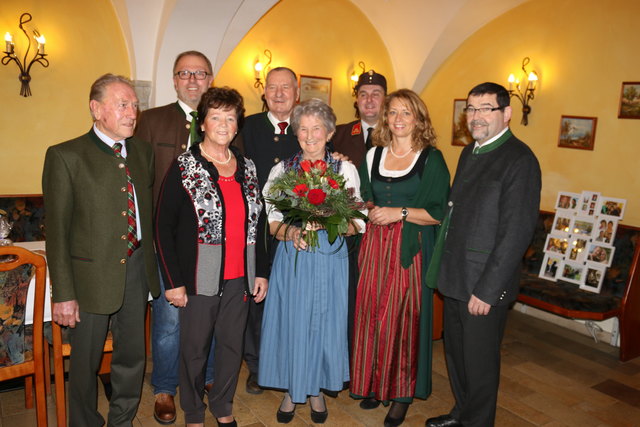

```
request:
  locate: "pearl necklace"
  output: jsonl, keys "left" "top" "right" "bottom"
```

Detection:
{"left": 200, "top": 144, "right": 232, "bottom": 165}
{"left": 388, "top": 143, "right": 414, "bottom": 159}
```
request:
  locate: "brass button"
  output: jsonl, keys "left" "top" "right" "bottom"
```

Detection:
{"left": 120, "top": 187, "right": 127, "bottom": 192}
{"left": 448, "top": 201, "right": 453, "bottom": 207}
{"left": 121, "top": 235, "right": 127, "bottom": 240}
{"left": 181, "top": 144, "right": 187, "bottom": 150}
{"left": 274, "top": 157, "right": 280, "bottom": 163}
{"left": 274, "top": 136, "right": 279, "bottom": 142}
{"left": 120, "top": 259, "right": 126, "bottom": 264}
{"left": 186, "top": 123, "right": 191, "bottom": 130}
{"left": 121, "top": 211, "right": 127, "bottom": 216}
{"left": 118, "top": 163, "right": 125, "bottom": 169}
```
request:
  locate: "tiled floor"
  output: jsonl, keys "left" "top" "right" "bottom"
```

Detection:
{"left": 2, "top": 310, "right": 640, "bottom": 426}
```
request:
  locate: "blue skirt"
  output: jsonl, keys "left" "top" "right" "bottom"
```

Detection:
{"left": 258, "top": 231, "right": 350, "bottom": 403}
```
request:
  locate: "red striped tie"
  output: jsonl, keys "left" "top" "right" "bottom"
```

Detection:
{"left": 113, "top": 142, "right": 139, "bottom": 256}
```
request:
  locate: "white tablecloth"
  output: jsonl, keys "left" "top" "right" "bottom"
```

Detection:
{"left": 14, "top": 241, "right": 52, "bottom": 325}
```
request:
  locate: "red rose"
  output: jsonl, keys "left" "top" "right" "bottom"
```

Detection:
{"left": 327, "top": 178, "right": 339, "bottom": 189}
{"left": 293, "top": 184, "right": 309, "bottom": 197}
{"left": 312, "top": 160, "right": 327, "bottom": 175}
{"left": 300, "top": 160, "right": 312, "bottom": 172}
{"left": 307, "top": 189, "right": 326, "bottom": 205}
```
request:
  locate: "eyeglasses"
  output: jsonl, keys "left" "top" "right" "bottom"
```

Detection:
{"left": 463, "top": 106, "right": 503, "bottom": 115}
{"left": 174, "top": 70, "right": 209, "bottom": 80}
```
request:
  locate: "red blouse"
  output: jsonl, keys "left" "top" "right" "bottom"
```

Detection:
{"left": 218, "top": 175, "right": 246, "bottom": 280}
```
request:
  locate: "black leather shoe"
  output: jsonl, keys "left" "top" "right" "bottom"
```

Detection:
{"left": 310, "top": 408, "right": 328, "bottom": 424}
{"left": 276, "top": 408, "right": 295, "bottom": 423}
{"left": 425, "top": 414, "right": 462, "bottom": 427}
{"left": 246, "top": 373, "right": 263, "bottom": 395}
{"left": 384, "top": 402, "right": 409, "bottom": 427}
{"left": 359, "top": 397, "right": 381, "bottom": 409}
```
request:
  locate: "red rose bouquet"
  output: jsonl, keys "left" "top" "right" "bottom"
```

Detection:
{"left": 265, "top": 159, "right": 367, "bottom": 250}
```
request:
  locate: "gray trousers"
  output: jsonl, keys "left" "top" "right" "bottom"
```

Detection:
{"left": 179, "top": 277, "right": 249, "bottom": 422}
{"left": 68, "top": 246, "right": 149, "bottom": 427}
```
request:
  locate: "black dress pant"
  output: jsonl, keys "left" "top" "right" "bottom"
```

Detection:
{"left": 443, "top": 296, "right": 509, "bottom": 427}
{"left": 179, "top": 278, "right": 249, "bottom": 422}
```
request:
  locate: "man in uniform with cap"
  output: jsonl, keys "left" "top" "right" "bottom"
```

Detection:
{"left": 331, "top": 70, "right": 387, "bottom": 168}
{"left": 330, "top": 70, "right": 387, "bottom": 359}
{"left": 134, "top": 50, "right": 215, "bottom": 425}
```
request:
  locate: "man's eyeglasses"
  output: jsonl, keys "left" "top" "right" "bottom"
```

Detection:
{"left": 463, "top": 106, "right": 503, "bottom": 115}
{"left": 174, "top": 70, "right": 209, "bottom": 80}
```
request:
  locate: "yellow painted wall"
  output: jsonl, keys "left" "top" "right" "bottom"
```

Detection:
{"left": 423, "top": 0, "right": 640, "bottom": 226}
{"left": 0, "top": 0, "right": 130, "bottom": 194}
{"left": 214, "top": 0, "right": 395, "bottom": 124}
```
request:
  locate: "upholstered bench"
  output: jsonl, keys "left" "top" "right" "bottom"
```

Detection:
{"left": 0, "top": 195, "right": 45, "bottom": 242}
{"left": 518, "top": 210, "right": 640, "bottom": 361}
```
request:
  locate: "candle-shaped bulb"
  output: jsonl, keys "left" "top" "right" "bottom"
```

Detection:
{"left": 254, "top": 61, "right": 263, "bottom": 79}
{"left": 528, "top": 71, "right": 538, "bottom": 90}
{"left": 508, "top": 73, "right": 515, "bottom": 90}
{"left": 4, "top": 32, "right": 13, "bottom": 53}
{"left": 35, "top": 34, "right": 46, "bottom": 55}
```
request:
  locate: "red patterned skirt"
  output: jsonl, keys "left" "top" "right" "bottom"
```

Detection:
{"left": 350, "top": 221, "right": 422, "bottom": 400}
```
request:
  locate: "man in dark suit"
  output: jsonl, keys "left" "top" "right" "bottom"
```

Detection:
{"left": 134, "top": 50, "right": 214, "bottom": 424}
{"left": 235, "top": 66, "right": 300, "bottom": 394}
{"left": 426, "top": 82, "right": 541, "bottom": 427}
{"left": 331, "top": 70, "right": 386, "bottom": 168}
{"left": 43, "top": 73, "right": 160, "bottom": 427}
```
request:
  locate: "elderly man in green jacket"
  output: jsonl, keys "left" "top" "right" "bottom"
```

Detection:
{"left": 42, "top": 73, "right": 160, "bottom": 427}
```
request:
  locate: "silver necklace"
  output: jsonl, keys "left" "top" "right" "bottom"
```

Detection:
{"left": 388, "top": 143, "right": 414, "bottom": 159}
{"left": 200, "top": 144, "right": 232, "bottom": 165}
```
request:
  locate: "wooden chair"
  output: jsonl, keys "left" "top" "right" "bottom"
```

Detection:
{"left": 45, "top": 302, "right": 151, "bottom": 427}
{"left": 0, "top": 246, "right": 48, "bottom": 426}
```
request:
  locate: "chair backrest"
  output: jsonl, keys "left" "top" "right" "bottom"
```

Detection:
{"left": 0, "top": 247, "right": 46, "bottom": 367}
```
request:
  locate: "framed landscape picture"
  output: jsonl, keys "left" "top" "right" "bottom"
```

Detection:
{"left": 618, "top": 82, "right": 640, "bottom": 119}
{"left": 581, "top": 265, "right": 606, "bottom": 293}
{"left": 558, "top": 115, "right": 597, "bottom": 150}
{"left": 299, "top": 75, "right": 332, "bottom": 105}
{"left": 451, "top": 99, "right": 473, "bottom": 146}
{"left": 570, "top": 216, "right": 595, "bottom": 238}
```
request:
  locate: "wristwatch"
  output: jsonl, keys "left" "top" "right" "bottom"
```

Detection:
{"left": 401, "top": 207, "right": 409, "bottom": 221}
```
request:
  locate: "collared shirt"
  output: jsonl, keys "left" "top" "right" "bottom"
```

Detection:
{"left": 361, "top": 120, "right": 376, "bottom": 142}
{"left": 473, "top": 126, "right": 509, "bottom": 151}
{"left": 267, "top": 111, "right": 290, "bottom": 134}
{"left": 178, "top": 99, "right": 197, "bottom": 148}
{"left": 93, "top": 124, "right": 143, "bottom": 241}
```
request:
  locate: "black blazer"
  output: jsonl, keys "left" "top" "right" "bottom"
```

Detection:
{"left": 437, "top": 132, "right": 541, "bottom": 305}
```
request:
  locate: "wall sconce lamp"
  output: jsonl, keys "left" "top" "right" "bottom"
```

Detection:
{"left": 507, "top": 57, "right": 538, "bottom": 126}
{"left": 2, "top": 13, "right": 50, "bottom": 97}
{"left": 253, "top": 49, "right": 272, "bottom": 91}
{"left": 350, "top": 61, "right": 366, "bottom": 96}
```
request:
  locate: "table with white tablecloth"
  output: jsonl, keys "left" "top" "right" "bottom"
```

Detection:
{"left": 14, "top": 240, "right": 52, "bottom": 325}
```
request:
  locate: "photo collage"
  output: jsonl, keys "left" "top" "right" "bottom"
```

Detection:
{"left": 539, "top": 190, "right": 626, "bottom": 293}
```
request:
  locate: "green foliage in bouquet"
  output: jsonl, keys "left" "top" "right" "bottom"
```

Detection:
{"left": 265, "top": 159, "right": 367, "bottom": 250}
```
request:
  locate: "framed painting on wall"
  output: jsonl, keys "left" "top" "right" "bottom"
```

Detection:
{"left": 618, "top": 82, "right": 640, "bottom": 119}
{"left": 299, "top": 75, "right": 332, "bottom": 105}
{"left": 451, "top": 99, "right": 473, "bottom": 146}
{"left": 558, "top": 115, "right": 597, "bottom": 150}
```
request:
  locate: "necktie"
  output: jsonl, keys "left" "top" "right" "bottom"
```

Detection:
{"left": 112, "top": 142, "right": 139, "bottom": 256}
{"left": 277, "top": 122, "right": 288, "bottom": 135}
{"left": 189, "top": 111, "right": 201, "bottom": 147}
{"left": 365, "top": 127, "right": 374, "bottom": 150}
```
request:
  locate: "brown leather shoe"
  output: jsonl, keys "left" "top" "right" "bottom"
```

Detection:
{"left": 154, "top": 393, "right": 176, "bottom": 425}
